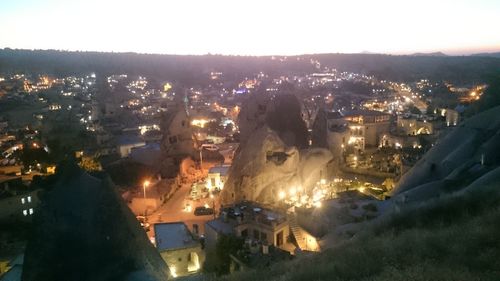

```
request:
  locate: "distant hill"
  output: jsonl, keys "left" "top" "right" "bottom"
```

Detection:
{"left": 309, "top": 52, "right": 500, "bottom": 82}
{"left": 1, "top": 48, "right": 500, "bottom": 84}
{"left": 410, "top": 51, "right": 448, "bottom": 57}
{"left": 472, "top": 52, "right": 500, "bottom": 58}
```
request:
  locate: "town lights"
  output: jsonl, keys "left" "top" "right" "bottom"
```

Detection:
{"left": 278, "top": 190, "right": 286, "bottom": 200}
{"left": 289, "top": 187, "right": 296, "bottom": 196}
{"left": 191, "top": 119, "right": 209, "bottom": 128}
{"left": 313, "top": 191, "right": 323, "bottom": 202}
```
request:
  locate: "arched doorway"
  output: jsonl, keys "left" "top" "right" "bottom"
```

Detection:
{"left": 417, "top": 127, "right": 431, "bottom": 135}
{"left": 187, "top": 252, "right": 200, "bottom": 272}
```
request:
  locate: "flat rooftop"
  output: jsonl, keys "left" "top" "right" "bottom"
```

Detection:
{"left": 206, "top": 218, "right": 234, "bottom": 235}
{"left": 221, "top": 201, "right": 288, "bottom": 227}
{"left": 208, "top": 165, "right": 230, "bottom": 176}
{"left": 154, "top": 222, "right": 198, "bottom": 252}
{"left": 343, "top": 109, "right": 390, "bottom": 117}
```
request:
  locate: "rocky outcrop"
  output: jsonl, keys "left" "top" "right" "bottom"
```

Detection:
{"left": 265, "top": 94, "right": 309, "bottom": 149}
{"left": 310, "top": 108, "right": 328, "bottom": 148}
{"left": 238, "top": 93, "right": 309, "bottom": 149}
{"left": 160, "top": 106, "right": 197, "bottom": 178}
{"left": 22, "top": 164, "right": 170, "bottom": 281}
{"left": 223, "top": 93, "right": 332, "bottom": 205}
{"left": 393, "top": 106, "right": 500, "bottom": 202}
{"left": 221, "top": 126, "right": 332, "bottom": 205}
{"left": 237, "top": 93, "right": 270, "bottom": 144}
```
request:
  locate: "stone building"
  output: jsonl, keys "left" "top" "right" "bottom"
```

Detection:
{"left": 205, "top": 202, "right": 290, "bottom": 250}
{"left": 154, "top": 222, "right": 205, "bottom": 278}
{"left": 343, "top": 110, "right": 391, "bottom": 150}
{"left": 0, "top": 177, "right": 41, "bottom": 223}
{"left": 397, "top": 116, "right": 433, "bottom": 135}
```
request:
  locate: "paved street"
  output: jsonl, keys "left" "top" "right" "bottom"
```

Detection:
{"left": 146, "top": 179, "right": 220, "bottom": 239}
{"left": 396, "top": 89, "right": 428, "bottom": 113}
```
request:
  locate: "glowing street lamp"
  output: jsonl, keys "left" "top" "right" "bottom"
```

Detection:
{"left": 143, "top": 180, "right": 150, "bottom": 199}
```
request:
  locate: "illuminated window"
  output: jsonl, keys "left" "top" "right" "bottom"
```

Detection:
{"left": 29, "top": 208, "right": 34, "bottom": 215}
{"left": 23, "top": 210, "right": 28, "bottom": 216}
{"left": 27, "top": 196, "right": 32, "bottom": 203}
{"left": 21, "top": 198, "right": 25, "bottom": 204}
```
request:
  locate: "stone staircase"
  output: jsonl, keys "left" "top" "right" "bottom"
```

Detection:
{"left": 288, "top": 215, "right": 307, "bottom": 250}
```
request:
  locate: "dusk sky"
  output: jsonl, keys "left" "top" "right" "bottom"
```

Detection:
{"left": 1, "top": 0, "right": 499, "bottom": 56}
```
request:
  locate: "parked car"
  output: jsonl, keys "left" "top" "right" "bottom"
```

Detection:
{"left": 194, "top": 206, "right": 214, "bottom": 216}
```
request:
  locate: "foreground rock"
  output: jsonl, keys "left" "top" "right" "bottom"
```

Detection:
{"left": 22, "top": 164, "right": 170, "bottom": 281}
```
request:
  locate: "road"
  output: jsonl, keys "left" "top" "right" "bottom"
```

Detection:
{"left": 146, "top": 180, "right": 220, "bottom": 238}
{"left": 396, "top": 89, "right": 428, "bottom": 113}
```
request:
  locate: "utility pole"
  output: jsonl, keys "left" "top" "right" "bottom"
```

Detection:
{"left": 199, "top": 148, "right": 203, "bottom": 170}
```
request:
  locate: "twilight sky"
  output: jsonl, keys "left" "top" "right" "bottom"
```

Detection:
{"left": 1, "top": 0, "right": 499, "bottom": 56}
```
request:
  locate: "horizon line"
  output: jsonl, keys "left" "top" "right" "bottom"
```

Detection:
{"left": 2, "top": 47, "right": 500, "bottom": 58}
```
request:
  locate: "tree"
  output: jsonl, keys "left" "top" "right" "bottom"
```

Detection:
{"left": 408, "top": 105, "right": 422, "bottom": 115}
{"left": 204, "top": 234, "right": 244, "bottom": 276}
{"left": 78, "top": 155, "right": 102, "bottom": 172}
{"left": 20, "top": 145, "right": 50, "bottom": 167}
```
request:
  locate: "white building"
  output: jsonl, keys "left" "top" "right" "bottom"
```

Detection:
{"left": 206, "top": 165, "right": 230, "bottom": 191}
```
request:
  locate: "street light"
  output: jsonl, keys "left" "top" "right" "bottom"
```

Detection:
{"left": 143, "top": 180, "right": 150, "bottom": 199}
